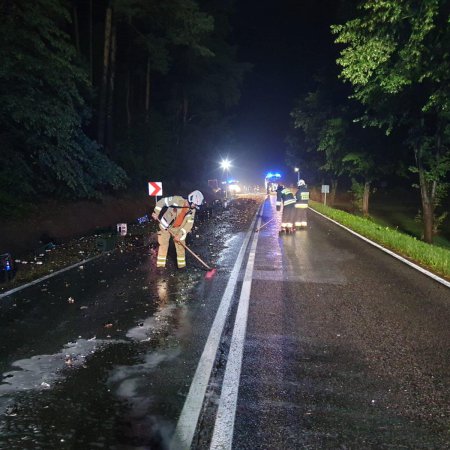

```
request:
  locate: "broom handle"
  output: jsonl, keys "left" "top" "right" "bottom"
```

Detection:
{"left": 153, "top": 215, "right": 213, "bottom": 270}
{"left": 176, "top": 238, "right": 213, "bottom": 270}
{"left": 256, "top": 216, "right": 276, "bottom": 232}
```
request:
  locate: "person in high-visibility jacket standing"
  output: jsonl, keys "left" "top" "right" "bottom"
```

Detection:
{"left": 151, "top": 190, "right": 204, "bottom": 268}
{"left": 276, "top": 184, "right": 296, "bottom": 233}
{"left": 295, "top": 179, "right": 309, "bottom": 229}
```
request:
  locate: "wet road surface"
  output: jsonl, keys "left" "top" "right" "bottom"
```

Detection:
{"left": 195, "top": 196, "right": 450, "bottom": 449}
{"left": 0, "top": 199, "right": 259, "bottom": 449}
{"left": 1, "top": 195, "right": 449, "bottom": 449}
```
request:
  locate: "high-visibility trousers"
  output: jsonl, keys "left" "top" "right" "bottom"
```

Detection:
{"left": 294, "top": 203, "right": 308, "bottom": 227}
{"left": 157, "top": 226, "right": 186, "bottom": 268}
{"left": 281, "top": 203, "right": 296, "bottom": 229}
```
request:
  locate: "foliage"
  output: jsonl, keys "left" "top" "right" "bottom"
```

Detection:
{"left": 289, "top": 79, "right": 393, "bottom": 209}
{"left": 115, "top": 0, "right": 215, "bottom": 74}
{"left": 349, "top": 178, "right": 365, "bottom": 212}
{"left": 115, "top": 111, "right": 176, "bottom": 187}
{"left": 0, "top": 0, "right": 248, "bottom": 218}
{"left": 289, "top": 88, "right": 348, "bottom": 182}
{"left": 0, "top": 0, "right": 126, "bottom": 211}
{"left": 99, "top": 0, "right": 247, "bottom": 183}
{"left": 332, "top": 0, "right": 450, "bottom": 242}
{"left": 157, "top": 0, "right": 251, "bottom": 178}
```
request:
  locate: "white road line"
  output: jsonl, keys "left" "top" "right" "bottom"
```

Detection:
{"left": 209, "top": 214, "right": 262, "bottom": 450}
{"left": 310, "top": 208, "right": 450, "bottom": 289}
{"left": 0, "top": 255, "right": 103, "bottom": 300}
{"left": 169, "top": 205, "right": 262, "bottom": 450}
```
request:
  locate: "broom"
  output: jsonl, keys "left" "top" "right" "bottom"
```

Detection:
{"left": 152, "top": 215, "right": 217, "bottom": 277}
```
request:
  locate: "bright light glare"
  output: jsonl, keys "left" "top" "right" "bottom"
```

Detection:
{"left": 229, "top": 184, "right": 241, "bottom": 193}
{"left": 294, "top": 167, "right": 299, "bottom": 172}
{"left": 220, "top": 159, "right": 231, "bottom": 170}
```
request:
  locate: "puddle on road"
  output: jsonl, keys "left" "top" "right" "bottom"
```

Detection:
{"left": 0, "top": 255, "right": 204, "bottom": 449}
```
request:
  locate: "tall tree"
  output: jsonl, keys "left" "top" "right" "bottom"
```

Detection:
{"left": 289, "top": 89, "right": 348, "bottom": 205}
{"left": 97, "top": 0, "right": 113, "bottom": 148}
{"left": 0, "top": 0, "right": 125, "bottom": 214}
{"left": 167, "top": 0, "right": 251, "bottom": 178}
{"left": 332, "top": 0, "right": 450, "bottom": 242}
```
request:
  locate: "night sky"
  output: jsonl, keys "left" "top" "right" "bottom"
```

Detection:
{"left": 227, "top": 0, "right": 341, "bottom": 186}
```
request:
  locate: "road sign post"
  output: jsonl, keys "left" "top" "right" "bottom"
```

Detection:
{"left": 321, "top": 184, "right": 330, "bottom": 206}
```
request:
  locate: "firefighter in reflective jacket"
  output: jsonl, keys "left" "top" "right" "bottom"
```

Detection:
{"left": 295, "top": 179, "right": 309, "bottom": 229}
{"left": 151, "top": 190, "right": 204, "bottom": 268}
{"left": 276, "top": 184, "right": 296, "bottom": 233}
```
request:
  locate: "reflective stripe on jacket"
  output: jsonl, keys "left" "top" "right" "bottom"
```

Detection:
{"left": 153, "top": 195, "right": 196, "bottom": 240}
{"left": 295, "top": 186, "right": 309, "bottom": 205}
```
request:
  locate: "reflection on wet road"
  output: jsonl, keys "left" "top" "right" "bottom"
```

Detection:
{"left": 2, "top": 194, "right": 449, "bottom": 449}
{"left": 0, "top": 241, "right": 207, "bottom": 448}
{"left": 0, "top": 198, "right": 261, "bottom": 449}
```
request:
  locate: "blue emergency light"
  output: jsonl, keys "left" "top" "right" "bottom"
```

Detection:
{"left": 0, "top": 253, "right": 15, "bottom": 281}
{"left": 265, "top": 172, "right": 281, "bottom": 179}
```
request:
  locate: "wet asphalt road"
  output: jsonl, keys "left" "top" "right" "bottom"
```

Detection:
{"left": 196, "top": 196, "right": 450, "bottom": 449}
{"left": 0, "top": 195, "right": 449, "bottom": 449}
{"left": 0, "top": 199, "right": 258, "bottom": 449}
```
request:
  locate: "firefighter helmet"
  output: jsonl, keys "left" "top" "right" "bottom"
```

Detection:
{"left": 297, "top": 179, "right": 306, "bottom": 187}
{"left": 188, "top": 190, "right": 204, "bottom": 208}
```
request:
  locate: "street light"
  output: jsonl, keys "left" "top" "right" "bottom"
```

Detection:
{"left": 220, "top": 159, "right": 232, "bottom": 198}
{"left": 220, "top": 159, "right": 231, "bottom": 171}
{"left": 294, "top": 167, "right": 300, "bottom": 183}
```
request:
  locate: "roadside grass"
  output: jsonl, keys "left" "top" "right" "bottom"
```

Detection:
{"left": 310, "top": 200, "right": 450, "bottom": 280}
{"left": 370, "top": 188, "right": 450, "bottom": 247}
{"left": 369, "top": 210, "right": 450, "bottom": 250}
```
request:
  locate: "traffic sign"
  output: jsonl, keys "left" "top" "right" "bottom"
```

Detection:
{"left": 148, "top": 181, "right": 162, "bottom": 196}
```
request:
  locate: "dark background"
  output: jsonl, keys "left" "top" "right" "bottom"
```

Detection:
{"left": 229, "top": 0, "right": 341, "bottom": 185}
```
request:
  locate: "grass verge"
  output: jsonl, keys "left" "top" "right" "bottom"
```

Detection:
{"left": 310, "top": 201, "right": 450, "bottom": 281}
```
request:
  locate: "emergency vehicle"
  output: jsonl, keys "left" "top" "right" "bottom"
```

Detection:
{"left": 264, "top": 172, "right": 282, "bottom": 194}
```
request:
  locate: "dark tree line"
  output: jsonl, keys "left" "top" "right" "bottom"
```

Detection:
{"left": 287, "top": 0, "right": 450, "bottom": 244}
{"left": 0, "top": 0, "right": 249, "bottom": 215}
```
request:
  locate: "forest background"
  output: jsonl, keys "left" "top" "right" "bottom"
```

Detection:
{"left": 1, "top": 0, "right": 450, "bottom": 256}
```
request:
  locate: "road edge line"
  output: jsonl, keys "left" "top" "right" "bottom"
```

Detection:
{"left": 310, "top": 208, "right": 450, "bottom": 289}
{"left": 169, "top": 203, "right": 263, "bottom": 450}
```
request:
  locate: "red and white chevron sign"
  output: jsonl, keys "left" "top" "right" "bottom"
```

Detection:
{"left": 148, "top": 181, "right": 162, "bottom": 196}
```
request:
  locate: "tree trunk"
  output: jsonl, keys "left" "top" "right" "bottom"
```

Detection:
{"left": 175, "top": 89, "right": 189, "bottom": 147}
{"left": 145, "top": 56, "right": 151, "bottom": 122}
{"left": 89, "top": 0, "right": 93, "bottom": 83}
{"left": 106, "top": 17, "right": 117, "bottom": 153}
{"left": 418, "top": 164, "right": 434, "bottom": 243}
{"left": 97, "top": 1, "right": 112, "bottom": 147}
{"left": 72, "top": 3, "right": 80, "bottom": 55}
{"left": 362, "top": 180, "right": 371, "bottom": 217}
{"left": 126, "top": 69, "right": 131, "bottom": 127}
{"left": 330, "top": 178, "right": 338, "bottom": 206}
{"left": 125, "top": 15, "right": 132, "bottom": 127}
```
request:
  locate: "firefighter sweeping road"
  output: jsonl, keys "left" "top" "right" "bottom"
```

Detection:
{"left": 0, "top": 195, "right": 449, "bottom": 449}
